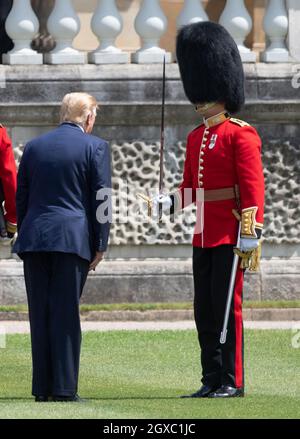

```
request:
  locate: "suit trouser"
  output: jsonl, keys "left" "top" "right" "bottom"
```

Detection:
{"left": 193, "top": 245, "right": 244, "bottom": 389}
{"left": 23, "top": 252, "right": 89, "bottom": 397}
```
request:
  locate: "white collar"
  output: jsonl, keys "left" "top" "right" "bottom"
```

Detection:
{"left": 76, "top": 124, "right": 85, "bottom": 133}
{"left": 63, "top": 122, "right": 85, "bottom": 133}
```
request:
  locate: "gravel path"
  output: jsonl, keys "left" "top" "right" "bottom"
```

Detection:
{"left": 1, "top": 320, "right": 300, "bottom": 334}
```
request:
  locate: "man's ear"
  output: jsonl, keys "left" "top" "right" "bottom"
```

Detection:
{"left": 84, "top": 113, "right": 91, "bottom": 131}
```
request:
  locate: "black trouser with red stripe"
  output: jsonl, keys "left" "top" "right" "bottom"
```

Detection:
{"left": 193, "top": 245, "right": 244, "bottom": 390}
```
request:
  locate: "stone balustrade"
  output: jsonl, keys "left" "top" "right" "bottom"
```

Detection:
{"left": 1, "top": 0, "right": 299, "bottom": 65}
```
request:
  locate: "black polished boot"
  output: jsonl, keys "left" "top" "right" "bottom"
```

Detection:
{"left": 180, "top": 384, "right": 219, "bottom": 398}
{"left": 208, "top": 385, "right": 244, "bottom": 398}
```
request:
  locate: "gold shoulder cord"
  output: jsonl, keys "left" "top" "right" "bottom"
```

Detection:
{"left": 230, "top": 118, "right": 250, "bottom": 128}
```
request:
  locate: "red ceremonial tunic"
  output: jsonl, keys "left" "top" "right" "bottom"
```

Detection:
{"left": 174, "top": 116, "right": 265, "bottom": 248}
{"left": 0, "top": 126, "right": 17, "bottom": 224}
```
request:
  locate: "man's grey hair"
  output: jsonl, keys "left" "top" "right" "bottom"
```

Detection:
{"left": 60, "top": 92, "right": 99, "bottom": 126}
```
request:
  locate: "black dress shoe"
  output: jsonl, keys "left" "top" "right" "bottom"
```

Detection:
{"left": 35, "top": 396, "right": 49, "bottom": 402}
{"left": 53, "top": 394, "right": 86, "bottom": 402}
{"left": 180, "top": 384, "right": 219, "bottom": 398}
{"left": 208, "top": 385, "right": 244, "bottom": 398}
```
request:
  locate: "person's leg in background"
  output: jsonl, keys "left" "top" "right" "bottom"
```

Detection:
{"left": 23, "top": 252, "right": 52, "bottom": 400}
{"left": 48, "top": 252, "right": 89, "bottom": 399}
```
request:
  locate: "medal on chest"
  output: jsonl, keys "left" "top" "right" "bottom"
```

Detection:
{"left": 208, "top": 134, "right": 218, "bottom": 150}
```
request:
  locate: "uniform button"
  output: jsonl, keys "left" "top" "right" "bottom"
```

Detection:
{"left": 200, "top": 159, "right": 204, "bottom": 163}
{"left": 199, "top": 166, "right": 204, "bottom": 171}
{"left": 201, "top": 151, "right": 205, "bottom": 156}
{"left": 199, "top": 182, "right": 203, "bottom": 186}
{"left": 199, "top": 173, "right": 203, "bottom": 178}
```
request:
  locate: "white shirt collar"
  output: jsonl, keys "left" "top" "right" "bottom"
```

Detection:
{"left": 63, "top": 121, "right": 85, "bottom": 133}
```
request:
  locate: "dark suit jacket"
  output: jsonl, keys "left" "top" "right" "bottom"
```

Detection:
{"left": 13, "top": 123, "right": 112, "bottom": 262}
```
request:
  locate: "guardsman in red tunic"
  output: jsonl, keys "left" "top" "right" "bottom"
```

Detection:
{"left": 153, "top": 22, "right": 265, "bottom": 398}
{"left": 0, "top": 124, "right": 17, "bottom": 242}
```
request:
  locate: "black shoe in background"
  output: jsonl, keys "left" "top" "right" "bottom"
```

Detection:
{"left": 180, "top": 384, "right": 219, "bottom": 398}
{"left": 35, "top": 396, "right": 49, "bottom": 402}
{"left": 208, "top": 385, "right": 244, "bottom": 398}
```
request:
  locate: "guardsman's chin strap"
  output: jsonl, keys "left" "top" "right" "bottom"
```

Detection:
{"left": 194, "top": 102, "right": 217, "bottom": 114}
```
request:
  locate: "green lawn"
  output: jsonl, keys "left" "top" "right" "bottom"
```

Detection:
{"left": 1, "top": 300, "right": 300, "bottom": 313}
{"left": 0, "top": 330, "right": 299, "bottom": 419}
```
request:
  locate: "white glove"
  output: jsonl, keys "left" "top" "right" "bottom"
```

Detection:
{"left": 239, "top": 238, "right": 259, "bottom": 252}
{"left": 153, "top": 194, "right": 172, "bottom": 218}
{"left": 0, "top": 236, "right": 14, "bottom": 247}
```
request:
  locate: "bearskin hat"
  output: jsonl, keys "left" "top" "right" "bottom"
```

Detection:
{"left": 176, "top": 22, "right": 245, "bottom": 114}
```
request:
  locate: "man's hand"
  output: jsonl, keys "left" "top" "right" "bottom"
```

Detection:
{"left": 89, "top": 251, "right": 105, "bottom": 271}
{"left": 239, "top": 238, "right": 259, "bottom": 252}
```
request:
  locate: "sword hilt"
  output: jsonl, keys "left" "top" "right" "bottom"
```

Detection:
{"left": 137, "top": 193, "right": 153, "bottom": 217}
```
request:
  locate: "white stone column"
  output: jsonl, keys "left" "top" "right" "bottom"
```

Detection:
{"left": 132, "top": 0, "right": 172, "bottom": 63}
{"left": 2, "top": 0, "right": 43, "bottom": 65}
{"left": 287, "top": 0, "right": 300, "bottom": 61}
{"left": 261, "top": 0, "right": 289, "bottom": 62}
{"left": 44, "top": 0, "right": 85, "bottom": 64}
{"left": 219, "top": 0, "right": 256, "bottom": 62}
{"left": 177, "top": 0, "right": 208, "bottom": 28}
{"left": 261, "top": 0, "right": 290, "bottom": 62}
{"left": 89, "top": 0, "right": 129, "bottom": 64}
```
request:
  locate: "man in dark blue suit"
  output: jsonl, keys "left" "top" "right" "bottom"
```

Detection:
{"left": 13, "top": 92, "right": 112, "bottom": 402}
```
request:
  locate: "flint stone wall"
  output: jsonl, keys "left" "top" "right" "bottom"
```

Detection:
{"left": 0, "top": 64, "right": 299, "bottom": 303}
